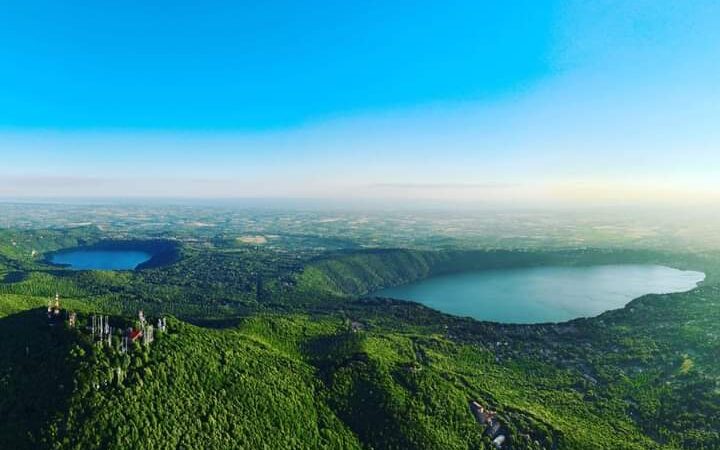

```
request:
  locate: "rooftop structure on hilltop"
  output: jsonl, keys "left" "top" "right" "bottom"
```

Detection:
{"left": 47, "top": 292, "right": 62, "bottom": 325}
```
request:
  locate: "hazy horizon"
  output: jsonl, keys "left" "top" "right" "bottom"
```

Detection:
{"left": 1, "top": 1, "right": 718, "bottom": 205}
{"left": 4, "top": 196, "right": 720, "bottom": 218}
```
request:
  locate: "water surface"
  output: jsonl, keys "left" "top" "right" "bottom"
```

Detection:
{"left": 50, "top": 249, "right": 152, "bottom": 270}
{"left": 373, "top": 265, "right": 705, "bottom": 323}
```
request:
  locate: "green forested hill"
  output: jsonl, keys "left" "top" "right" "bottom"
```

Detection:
{"left": 1, "top": 228, "right": 719, "bottom": 449}
{"left": 48, "top": 318, "right": 363, "bottom": 450}
{"left": 3, "top": 292, "right": 716, "bottom": 449}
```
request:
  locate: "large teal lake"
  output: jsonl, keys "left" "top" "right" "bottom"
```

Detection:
{"left": 373, "top": 265, "right": 705, "bottom": 323}
{"left": 49, "top": 250, "right": 152, "bottom": 270}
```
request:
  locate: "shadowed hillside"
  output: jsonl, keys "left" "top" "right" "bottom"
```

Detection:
{"left": 0, "top": 307, "right": 82, "bottom": 449}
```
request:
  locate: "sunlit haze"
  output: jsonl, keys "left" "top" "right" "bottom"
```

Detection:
{"left": 1, "top": 1, "right": 718, "bottom": 206}
{"left": 2, "top": 4, "right": 720, "bottom": 446}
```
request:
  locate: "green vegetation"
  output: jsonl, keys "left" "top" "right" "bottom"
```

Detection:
{"left": 1, "top": 221, "right": 719, "bottom": 449}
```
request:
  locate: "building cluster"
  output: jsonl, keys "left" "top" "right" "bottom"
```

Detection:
{"left": 85, "top": 309, "right": 165, "bottom": 351}
{"left": 48, "top": 294, "right": 167, "bottom": 353}
{"left": 46, "top": 293, "right": 63, "bottom": 326}
{"left": 136, "top": 310, "right": 155, "bottom": 346}
{"left": 90, "top": 314, "right": 114, "bottom": 347}
{"left": 469, "top": 401, "right": 507, "bottom": 449}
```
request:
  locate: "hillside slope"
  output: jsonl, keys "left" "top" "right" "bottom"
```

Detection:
{"left": 1, "top": 243, "right": 719, "bottom": 449}
{"left": 0, "top": 294, "right": 685, "bottom": 450}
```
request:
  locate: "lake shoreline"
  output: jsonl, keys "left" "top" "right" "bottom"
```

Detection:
{"left": 372, "top": 264, "right": 705, "bottom": 324}
{"left": 44, "top": 239, "right": 180, "bottom": 271}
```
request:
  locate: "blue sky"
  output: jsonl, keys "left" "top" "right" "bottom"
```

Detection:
{"left": 1, "top": 1, "right": 719, "bottom": 204}
{"left": 1, "top": 1, "right": 554, "bottom": 129}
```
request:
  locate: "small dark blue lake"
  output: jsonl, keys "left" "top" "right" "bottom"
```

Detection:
{"left": 373, "top": 264, "right": 705, "bottom": 324}
{"left": 49, "top": 250, "right": 153, "bottom": 270}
